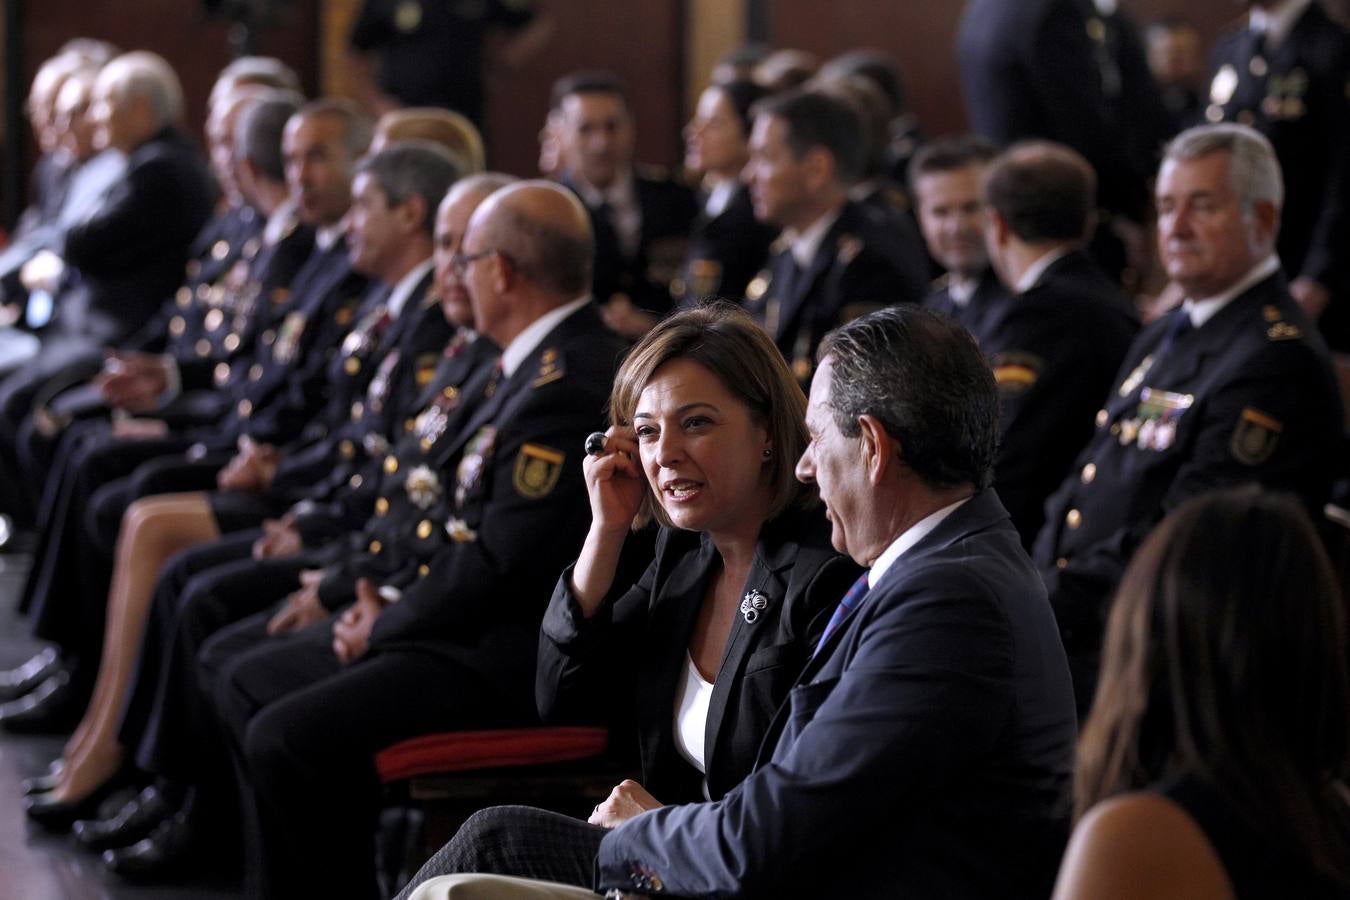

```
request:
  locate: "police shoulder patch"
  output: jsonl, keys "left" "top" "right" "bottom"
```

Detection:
{"left": 1230, "top": 406, "right": 1283, "bottom": 465}
{"left": 990, "top": 351, "right": 1044, "bottom": 393}
{"left": 513, "top": 443, "right": 565, "bottom": 499}
{"left": 533, "top": 347, "right": 565, "bottom": 388}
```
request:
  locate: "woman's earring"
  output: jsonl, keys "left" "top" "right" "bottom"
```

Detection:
{"left": 762, "top": 447, "right": 772, "bottom": 459}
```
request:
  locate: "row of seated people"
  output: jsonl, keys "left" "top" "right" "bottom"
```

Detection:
{"left": 0, "top": 42, "right": 1345, "bottom": 900}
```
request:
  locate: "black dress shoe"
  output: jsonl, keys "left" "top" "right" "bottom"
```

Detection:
{"left": 23, "top": 769, "right": 131, "bottom": 832}
{"left": 73, "top": 785, "right": 174, "bottom": 851}
{"left": 0, "top": 669, "right": 79, "bottom": 733}
{"left": 0, "top": 647, "right": 62, "bottom": 702}
{"left": 103, "top": 807, "right": 199, "bottom": 880}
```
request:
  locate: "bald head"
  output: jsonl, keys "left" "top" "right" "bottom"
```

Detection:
{"left": 468, "top": 180, "right": 595, "bottom": 299}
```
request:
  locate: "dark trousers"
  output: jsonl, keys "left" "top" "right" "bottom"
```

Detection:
{"left": 395, "top": 805, "right": 606, "bottom": 900}
{"left": 203, "top": 613, "right": 515, "bottom": 900}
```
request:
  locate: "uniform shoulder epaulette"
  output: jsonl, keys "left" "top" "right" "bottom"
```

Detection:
{"left": 1260, "top": 304, "right": 1303, "bottom": 341}
{"left": 533, "top": 346, "right": 565, "bottom": 388}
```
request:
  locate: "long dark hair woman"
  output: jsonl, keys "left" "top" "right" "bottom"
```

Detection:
{"left": 1054, "top": 487, "right": 1350, "bottom": 899}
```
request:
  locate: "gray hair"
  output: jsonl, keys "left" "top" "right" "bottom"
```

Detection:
{"left": 295, "top": 98, "right": 374, "bottom": 165}
{"left": 211, "top": 56, "right": 301, "bottom": 107}
{"left": 1163, "top": 123, "right": 1284, "bottom": 211}
{"left": 818, "top": 306, "right": 999, "bottom": 490}
{"left": 98, "top": 51, "right": 183, "bottom": 128}
{"left": 236, "top": 92, "right": 302, "bottom": 183}
{"left": 355, "top": 141, "right": 461, "bottom": 237}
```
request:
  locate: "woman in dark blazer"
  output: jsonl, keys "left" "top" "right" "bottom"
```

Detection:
{"left": 673, "top": 80, "right": 779, "bottom": 308}
{"left": 395, "top": 303, "right": 857, "bottom": 898}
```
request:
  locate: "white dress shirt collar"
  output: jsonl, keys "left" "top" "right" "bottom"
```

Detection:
{"left": 386, "top": 258, "right": 433, "bottom": 320}
{"left": 786, "top": 207, "right": 842, "bottom": 270}
{"left": 1250, "top": 0, "right": 1312, "bottom": 50}
{"left": 868, "top": 497, "right": 970, "bottom": 589}
{"left": 500, "top": 295, "right": 590, "bottom": 377}
{"left": 1183, "top": 254, "right": 1281, "bottom": 328}
{"left": 1013, "top": 246, "right": 1072, "bottom": 294}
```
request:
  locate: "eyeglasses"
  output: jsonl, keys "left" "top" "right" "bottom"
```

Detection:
{"left": 449, "top": 249, "right": 498, "bottom": 275}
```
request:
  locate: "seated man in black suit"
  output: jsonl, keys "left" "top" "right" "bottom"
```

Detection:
{"left": 408, "top": 305, "right": 1078, "bottom": 900}
{"left": 203, "top": 181, "right": 627, "bottom": 900}
{"left": 1034, "top": 123, "right": 1344, "bottom": 714}
{"left": 911, "top": 134, "right": 1005, "bottom": 339}
{"left": 742, "top": 89, "right": 928, "bottom": 384}
{"left": 551, "top": 70, "right": 696, "bottom": 336}
{"left": 979, "top": 140, "right": 1137, "bottom": 547}
{"left": 0, "top": 51, "right": 217, "bottom": 438}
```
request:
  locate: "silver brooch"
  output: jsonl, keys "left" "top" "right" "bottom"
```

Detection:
{"left": 739, "top": 589, "right": 771, "bottom": 624}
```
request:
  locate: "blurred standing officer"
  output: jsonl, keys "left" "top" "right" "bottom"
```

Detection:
{"left": 1033, "top": 124, "right": 1342, "bottom": 715}
{"left": 347, "top": 0, "right": 552, "bottom": 126}
{"left": 1205, "top": 0, "right": 1350, "bottom": 348}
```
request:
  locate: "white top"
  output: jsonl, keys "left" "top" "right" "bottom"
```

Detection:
{"left": 1182, "top": 254, "right": 1281, "bottom": 329}
{"left": 1250, "top": 0, "right": 1312, "bottom": 50}
{"left": 868, "top": 497, "right": 970, "bottom": 589}
{"left": 673, "top": 651, "right": 715, "bottom": 800}
{"left": 500, "top": 295, "right": 590, "bottom": 377}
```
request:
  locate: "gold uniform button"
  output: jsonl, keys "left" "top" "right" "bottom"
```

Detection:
{"left": 375, "top": 497, "right": 389, "bottom": 516}
{"left": 344, "top": 357, "right": 361, "bottom": 375}
{"left": 416, "top": 519, "right": 433, "bottom": 539}
{"left": 204, "top": 309, "right": 224, "bottom": 332}
{"left": 404, "top": 417, "right": 415, "bottom": 433}
{"left": 1109, "top": 423, "right": 1121, "bottom": 436}
{"left": 1056, "top": 557, "right": 1069, "bottom": 570}
{"left": 384, "top": 455, "right": 399, "bottom": 474}
{"left": 349, "top": 474, "right": 363, "bottom": 488}
{"left": 442, "top": 386, "right": 458, "bottom": 399}
{"left": 214, "top": 362, "right": 231, "bottom": 385}
{"left": 169, "top": 316, "right": 186, "bottom": 337}
{"left": 1066, "top": 509, "right": 1082, "bottom": 530}
{"left": 223, "top": 333, "right": 241, "bottom": 353}
{"left": 249, "top": 363, "right": 264, "bottom": 381}
{"left": 368, "top": 539, "right": 382, "bottom": 554}
{"left": 176, "top": 287, "right": 192, "bottom": 308}
{"left": 1080, "top": 463, "right": 1097, "bottom": 485}
{"left": 237, "top": 399, "right": 253, "bottom": 417}
{"left": 196, "top": 283, "right": 212, "bottom": 301}
{"left": 261, "top": 329, "right": 276, "bottom": 346}
{"left": 1094, "top": 409, "right": 1108, "bottom": 428}
{"left": 195, "top": 339, "right": 212, "bottom": 357}
{"left": 340, "top": 440, "right": 355, "bottom": 460}
{"left": 350, "top": 402, "right": 364, "bottom": 421}
{"left": 418, "top": 564, "right": 430, "bottom": 577}
{"left": 211, "top": 240, "right": 230, "bottom": 261}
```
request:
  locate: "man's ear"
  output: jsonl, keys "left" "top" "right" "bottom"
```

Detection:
{"left": 398, "top": 192, "right": 429, "bottom": 238}
{"left": 856, "top": 414, "right": 895, "bottom": 485}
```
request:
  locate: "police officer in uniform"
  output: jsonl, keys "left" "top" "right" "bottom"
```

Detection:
{"left": 741, "top": 89, "right": 927, "bottom": 384}
{"left": 1205, "top": 0, "right": 1350, "bottom": 347}
{"left": 978, "top": 141, "right": 1137, "bottom": 547}
{"left": 552, "top": 71, "right": 698, "bottom": 335}
{"left": 202, "top": 182, "right": 625, "bottom": 900}
{"left": 910, "top": 135, "right": 1007, "bottom": 341}
{"left": 77, "top": 178, "right": 510, "bottom": 877}
{"left": 1033, "top": 125, "right": 1342, "bottom": 714}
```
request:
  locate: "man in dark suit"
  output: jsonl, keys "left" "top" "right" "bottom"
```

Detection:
{"left": 1034, "top": 124, "right": 1343, "bottom": 714}
{"left": 1205, "top": 0, "right": 1350, "bottom": 347}
{"left": 552, "top": 71, "right": 697, "bottom": 336}
{"left": 202, "top": 182, "right": 625, "bottom": 900}
{"left": 910, "top": 134, "right": 1006, "bottom": 340}
{"left": 979, "top": 141, "right": 1137, "bottom": 547}
{"left": 742, "top": 90, "right": 928, "bottom": 384}
{"left": 415, "top": 305, "right": 1076, "bottom": 900}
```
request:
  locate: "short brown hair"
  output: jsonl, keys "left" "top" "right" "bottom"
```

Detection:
{"left": 981, "top": 140, "right": 1096, "bottom": 243}
{"left": 610, "top": 303, "right": 813, "bottom": 528}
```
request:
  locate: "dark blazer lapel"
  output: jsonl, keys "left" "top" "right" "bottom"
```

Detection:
{"left": 702, "top": 531, "right": 796, "bottom": 775}
{"left": 773, "top": 213, "right": 846, "bottom": 340}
